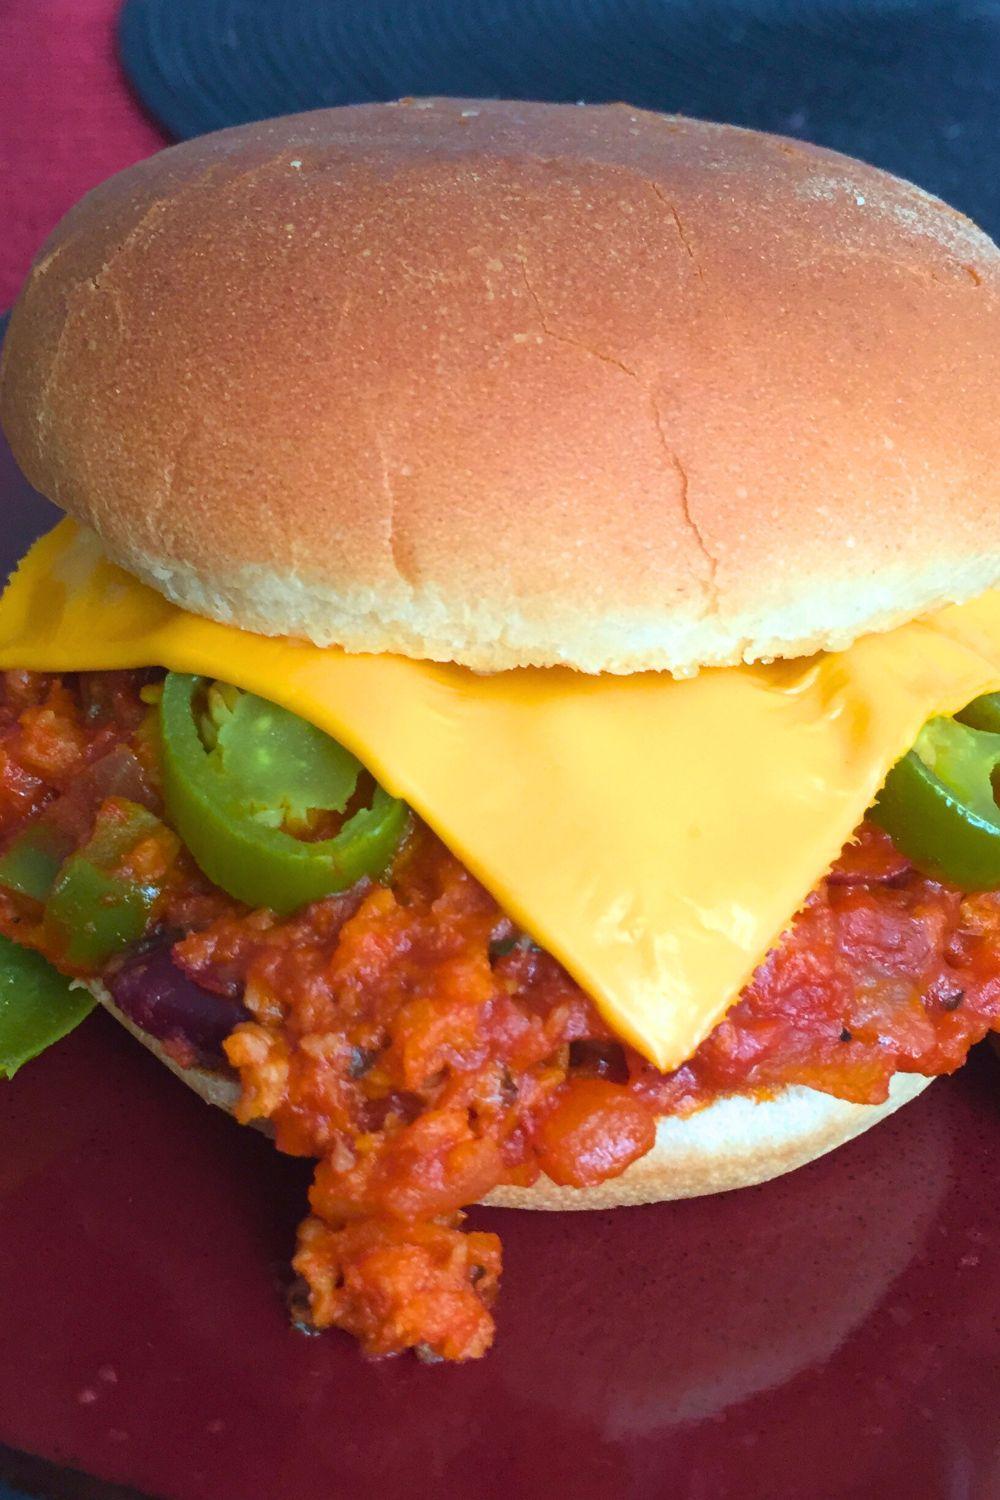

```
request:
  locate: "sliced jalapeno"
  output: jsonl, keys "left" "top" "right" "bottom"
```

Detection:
{"left": 158, "top": 674, "right": 407, "bottom": 913}
{"left": 872, "top": 715, "right": 1000, "bottom": 890}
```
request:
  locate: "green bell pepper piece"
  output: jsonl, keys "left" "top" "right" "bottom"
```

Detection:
{"left": 159, "top": 674, "right": 408, "bottom": 914}
{"left": 0, "top": 932, "right": 95, "bottom": 1078}
{"left": 0, "top": 822, "right": 75, "bottom": 902}
{"left": 872, "top": 715, "right": 1000, "bottom": 890}
{"left": 43, "top": 799, "right": 166, "bottom": 968}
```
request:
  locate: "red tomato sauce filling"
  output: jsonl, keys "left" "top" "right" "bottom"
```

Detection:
{"left": 4, "top": 668, "right": 1000, "bottom": 1361}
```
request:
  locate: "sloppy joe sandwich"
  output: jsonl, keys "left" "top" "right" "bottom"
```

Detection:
{"left": 2, "top": 98, "right": 1000, "bottom": 1362}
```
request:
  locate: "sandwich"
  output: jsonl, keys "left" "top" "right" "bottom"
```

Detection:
{"left": 1, "top": 98, "right": 999, "bottom": 1363}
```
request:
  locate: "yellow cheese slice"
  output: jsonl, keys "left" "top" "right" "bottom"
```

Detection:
{"left": 5, "top": 520, "right": 1000, "bottom": 1072}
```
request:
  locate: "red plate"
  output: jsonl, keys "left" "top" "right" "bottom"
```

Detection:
{"left": 2, "top": 439, "right": 1000, "bottom": 1499}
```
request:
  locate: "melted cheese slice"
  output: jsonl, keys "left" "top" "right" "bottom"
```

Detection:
{"left": 5, "top": 521, "right": 1000, "bottom": 1072}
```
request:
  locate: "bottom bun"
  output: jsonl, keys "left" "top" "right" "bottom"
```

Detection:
{"left": 92, "top": 985, "right": 932, "bottom": 1209}
{"left": 483, "top": 1072, "right": 931, "bottom": 1209}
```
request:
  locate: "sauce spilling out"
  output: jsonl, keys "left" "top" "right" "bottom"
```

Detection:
{"left": 4, "top": 669, "right": 1000, "bottom": 1359}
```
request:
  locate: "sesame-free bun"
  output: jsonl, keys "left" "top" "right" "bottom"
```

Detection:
{"left": 482, "top": 1071, "right": 931, "bottom": 1209}
{"left": 92, "top": 983, "right": 931, "bottom": 1209}
{"left": 3, "top": 100, "right": 1000, "bottom": 675}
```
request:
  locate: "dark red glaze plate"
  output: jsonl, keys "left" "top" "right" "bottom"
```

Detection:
{"left": 3, "top": 440, "right": 1000, "bottom": 1500}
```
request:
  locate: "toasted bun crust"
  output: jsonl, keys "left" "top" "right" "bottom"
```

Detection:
{"left": 92, "top": 985, "right": 931, "bottom": 1208}
{"left": 3, "top": 100, "right": 1000, "bottom": 674}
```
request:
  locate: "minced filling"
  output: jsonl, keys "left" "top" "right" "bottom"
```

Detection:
{"left": 4, "top": 668, "right": 1000, "bottom": 1360}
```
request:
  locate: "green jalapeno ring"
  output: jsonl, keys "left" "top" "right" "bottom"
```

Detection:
{"left": 204, "top": 677, "right": 363, "bottom": 825}
{"left": 958, "top": 691, "right": 1000, "bottom": 737}
{"left": 159, "top": 673, "right": 408, "bottom": 914}
{"left": 872, "top": 713, "right": 1000, "bottom": 891}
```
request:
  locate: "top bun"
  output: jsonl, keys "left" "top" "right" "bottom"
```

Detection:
{"left": 2, "top": 99, "right": 999, "bottom": 675}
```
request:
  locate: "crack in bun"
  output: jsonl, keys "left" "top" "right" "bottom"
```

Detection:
{"left": 3, "top": 99, "right": 999, "bottom": 674}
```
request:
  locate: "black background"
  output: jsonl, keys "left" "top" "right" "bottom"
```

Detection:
{"left": 119, "top": 0, "right": 1000, "bottom": 237}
